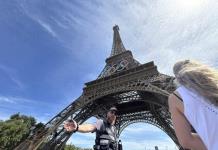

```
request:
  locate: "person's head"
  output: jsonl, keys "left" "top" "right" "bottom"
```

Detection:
{"left": 173, "top": 59, "right": 218, "bottom": 106}
{"left": 106, "top": 106, "right": 118, "bottom": 125}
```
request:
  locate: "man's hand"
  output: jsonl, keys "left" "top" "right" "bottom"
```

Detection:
{"left": 64, "top": 120, "right": 78, "bottom": 132}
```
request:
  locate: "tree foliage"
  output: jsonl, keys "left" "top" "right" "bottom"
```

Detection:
{"left": 0, "top": 113, "right": 42, "bottom": 150}
{"left": 64, "top": 143, "right": 92, "bottom": 150}
{"left": 0, "top": 113, "right": 92, "bottom": 150}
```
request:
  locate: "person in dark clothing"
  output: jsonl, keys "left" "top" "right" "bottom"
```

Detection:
{"left": 64, "top": 107, "right": 119, "bottom": 150}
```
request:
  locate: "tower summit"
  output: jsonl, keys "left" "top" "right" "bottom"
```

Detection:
{"left": 110, "top": 25, "right": 126, "bottom": 56}
{"left": 98, "top": 25, "right": 140, "bottom": 78}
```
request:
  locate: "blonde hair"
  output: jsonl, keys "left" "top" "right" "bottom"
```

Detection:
{"left": 173, "top": 60, "right": 218, "bottom": 106}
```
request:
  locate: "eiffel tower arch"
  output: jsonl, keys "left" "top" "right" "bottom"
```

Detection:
{"left": 16, "top": 25, "right": 183, "bottom": 150}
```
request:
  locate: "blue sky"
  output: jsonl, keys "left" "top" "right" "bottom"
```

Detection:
{"left": 1, "top": 0, "right": 218, "bottom": 149}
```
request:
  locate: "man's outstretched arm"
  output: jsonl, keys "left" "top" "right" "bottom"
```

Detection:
{"left": 64, "top": 120, "right": 96, "bottom": 133}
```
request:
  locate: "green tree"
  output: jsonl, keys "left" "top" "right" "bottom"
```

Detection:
{"left": 65, "top": 144, "right": 79, "bottom": 150}
{"left": 0, "top": 113, "right": 40, "bottom": 150}
{"left": 64, "top": 143, "right": 92, "bottom": 150}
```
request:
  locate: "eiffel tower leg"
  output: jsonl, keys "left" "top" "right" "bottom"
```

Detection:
{"left": 149, "top": 104, "right": 184, "bottom": 150}
{"left": 14, "top": 96, "right": 85, "bottom": 150}
{"left": 38, "top": 102, "right": 100, "bottom": 149}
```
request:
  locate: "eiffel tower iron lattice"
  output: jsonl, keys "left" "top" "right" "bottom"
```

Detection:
{"left": 15, "top": 25, "right": 184, "bottom": 150}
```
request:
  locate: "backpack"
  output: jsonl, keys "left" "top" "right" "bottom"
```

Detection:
{"left": 94, "top": 119, "right": 117, "bottom": 150}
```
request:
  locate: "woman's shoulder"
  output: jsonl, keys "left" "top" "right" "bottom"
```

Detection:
{"left": 168, "top": 91, "right": 184, "bottom": 113}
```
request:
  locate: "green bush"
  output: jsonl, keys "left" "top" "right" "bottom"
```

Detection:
{"left": 0, "top": 113, "right": 41, "bottom": 150}
{"left": 64, "top": 143, "right": 92, "bottom": 150}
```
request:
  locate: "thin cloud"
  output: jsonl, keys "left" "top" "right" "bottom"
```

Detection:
{"left": 0, "top": 96, "right": 16, "bottom": 104}
{"left": 18, "top": 2, "right": 57, "bottom": 38}
{"left": 0, "top": 64, "right": 25, "bottom": 89}
{"left": 0, "top": 95, "right": 56, "bottom": 122}
{"left": 35, "top": 18, "right": 57, "bottom": 37}
{"left": 50, "top": 16, "right": 69, "bottom": 29}
{"left": 0, "top": 95, "right": 46, "bottom": 105}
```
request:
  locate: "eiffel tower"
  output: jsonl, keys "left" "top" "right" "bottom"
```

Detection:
{"left": 16, "top": 25, "right": 183, "bottom": 150}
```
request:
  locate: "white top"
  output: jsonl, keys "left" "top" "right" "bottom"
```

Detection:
{"left": 176, "top": 86, "right": 218, "bottom": 150}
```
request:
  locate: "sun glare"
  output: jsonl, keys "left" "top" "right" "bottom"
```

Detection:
{"left": 177, "top": 0, "right": 205, "bottom": 9}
